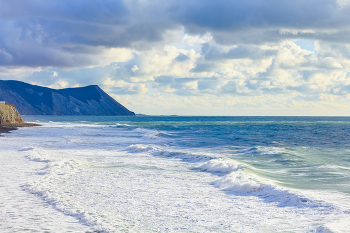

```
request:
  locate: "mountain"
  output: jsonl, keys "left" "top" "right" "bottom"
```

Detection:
{"left": 0, "top": 80, "right": 135, "bottom": 116}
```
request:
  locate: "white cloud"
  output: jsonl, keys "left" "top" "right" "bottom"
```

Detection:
{"left": 1, "top": 0, "right": 350, "bottom": 115}
{"left": 131, "top": 65, "right": 139, "bottom": 72}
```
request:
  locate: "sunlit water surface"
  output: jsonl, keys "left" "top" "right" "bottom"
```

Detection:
{"left": 1, "top": 116, "right": 350, "bottom": 232}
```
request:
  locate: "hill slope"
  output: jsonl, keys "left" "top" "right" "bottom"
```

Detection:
{"left": 0, "top": 80, "right": 135, "bottom": 116}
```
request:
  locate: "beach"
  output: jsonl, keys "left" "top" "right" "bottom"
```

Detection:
{"left": 0, "top": 123, "right": 41, "bottom": 135}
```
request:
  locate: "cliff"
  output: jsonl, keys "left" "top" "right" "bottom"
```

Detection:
{"left": 0, "top": 104, "right": 24, "bottom": 124}
{"left": 0, "top": 80, "right": 135, "bottom": 116}
{"left": 0, "top": 104, "right": 40, "bottom": 134}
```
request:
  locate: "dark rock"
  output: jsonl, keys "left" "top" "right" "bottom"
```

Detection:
{"left": 0, "top": 80, "right": 135, "bottom": 116}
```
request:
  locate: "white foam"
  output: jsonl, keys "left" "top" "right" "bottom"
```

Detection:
{"left": 133, "top": 128, "right": 157, "bottom": 134}
{"left": 18, "top": 147, "right": 35, "bottom": 151}
{"left": 197, "top": 158, "right": 328, "bottom": 208}
{"left": 132, "top": 128, "right": 163, "bottom": 140}
{"left": 126, "top": 144, "right": 212, "bottom": 162}
{"left": 211, "top": 170, "right": 265, "bottom": 193}
{"left": 317, "top": 216, "right": 350, "bottom": 232}
{"left": 142, "top": 134, "right": 159, "bottom": 140}
{"left": 0, "top": 133, "right": 93, "bottom": 232}
{"left": 318, "top": 164, "right": 350, "bottom": 170}
{"left": 326, "top": 216, "right": 350, "bottom": 232}
{"left": 211, "top": 169, "right": 328, "bottom": 207}
{"left": 23, "top": 149, "right": 53, "bottom": 163}
{"left": 127, "top": 144, "right": 155, "bottom": 152}
{"left": 39, "top": 121, "right": 106, "bottom": 128}
{"left": 198, "top": 159, "right": 244, "bottom": 173}
{"left": 3, "top": 120, "right": 349, "bottom": 233}
{"left": 115, "top": 123, "right": 131, "bottom": 127}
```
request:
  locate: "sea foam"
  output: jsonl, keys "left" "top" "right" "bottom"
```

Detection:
{"left": 4, "top": 118, "right": 349, "bottom": 233}
{"left": 198, "top": 159, "right": 244, "bottom": 173}
{"left": 198, "top": 159, "right": 329, "bottom": 207}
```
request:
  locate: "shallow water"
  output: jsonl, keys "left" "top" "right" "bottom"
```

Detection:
{"left": 1, "top": 116, "right": 350, "bottom": 232}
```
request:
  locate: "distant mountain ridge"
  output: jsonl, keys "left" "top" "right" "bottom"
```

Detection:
{"left": 0, "top": 80, "right": 135, "bottom": 116}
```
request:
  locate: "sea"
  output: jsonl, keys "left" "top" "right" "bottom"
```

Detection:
{"left": 1, "top": 116, "right": 350, "bottom": 233}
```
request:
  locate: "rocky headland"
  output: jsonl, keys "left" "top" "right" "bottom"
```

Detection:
{"left": 0, "top": 80, "right": 135, "bottom": 116}
{"left": 0, "top": 104, "right": 40, "bottom": 134}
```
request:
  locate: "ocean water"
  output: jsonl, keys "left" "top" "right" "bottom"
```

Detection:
{"left": 1, "top": 116, "right": 350, "bottom": 232}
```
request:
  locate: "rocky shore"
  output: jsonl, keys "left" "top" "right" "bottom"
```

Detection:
{"left": 0, "top": 104, "right": 40, "bottom": 134}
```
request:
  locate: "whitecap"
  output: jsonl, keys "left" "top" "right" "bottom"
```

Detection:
{"left": 198, "top": 159, "right": 244, "bottom": 173}
{"left": 126, "top": 144, "right": 155, "bottom": 153}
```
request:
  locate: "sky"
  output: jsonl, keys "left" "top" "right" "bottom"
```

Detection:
{"left": 1, "top": 0, "right": 350, "bottom": 115}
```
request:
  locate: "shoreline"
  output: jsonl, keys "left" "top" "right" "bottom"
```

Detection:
{"left": 0, "top": 123, "right": 41, "bottom": 135}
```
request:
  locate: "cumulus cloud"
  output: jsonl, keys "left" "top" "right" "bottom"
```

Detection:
{"left": 1, "top": 0, "right": 350, "bottom": 114}
{"left": 1, "top": 0, "right": 350, "bottom": 69}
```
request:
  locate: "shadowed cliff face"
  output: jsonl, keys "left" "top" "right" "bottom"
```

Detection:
{"left": 0, "top": 80, "right": 135, "bottom": 116}
{"left": 0, "top": 104, "right": 24, "bottom": 124}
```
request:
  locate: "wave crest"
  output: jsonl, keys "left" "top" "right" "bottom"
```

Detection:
{"left": 198, "top": 159, "right": 244, "bottom": 173}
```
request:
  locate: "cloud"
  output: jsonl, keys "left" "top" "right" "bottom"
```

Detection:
{"left": 1, "top": 0, "right": 350, "bottom": 69}
{"left": 174, "top": 53, "right": 190, "bottom": 62}
{"left": 171, "top": 0, "right": 350, "bottom": 44}
{"left": 190, "top": 62, "right": 217, "bottom": 73}
{"left": 197, "top": 78, "right": 219, "bottom": 90}
{"left": 1, "top": 0, "right": 350, "bottom": 115}
{"left": 201, "top": 43, "right": 277, "bottom": 61}
{"left": 110, "top": 83, "right": 148, "bottom": 95}
{"left": 0, "top": 18, "right": 134, "bottom": 68}
{"left": 172, "top": 0, "right": 344, "bottom": 30}
{"left": 0, "top": 0, "right": 129, "bottom": 23}
{"left": 131, "top": 65, "right": 139, "bottom": 72}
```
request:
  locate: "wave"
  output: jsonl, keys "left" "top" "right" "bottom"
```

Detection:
{"left": 132, "top": 128, "right": 164, "bottom": 140}
{"left": 127, "top": 145, "right": 331, "bottom": 207}
{"left": 126, "top": 144, "right": 155, "bottom": 153}
{"left": 126, "top": 145, "right": 339, "bottom": 208}
{"left": 126, "top": 144, "right": 212, "bottom": 162}
{"left": 318, "top": 165, "right": 350, "bottom": 170}
{"left": 198, "top": 159, "right": 244, "bottom": 173}
{"left": 20, "top": 148, "right": 112, "bottom": 232}
{"left": 239, "top": 146, "right": 286, "bottom": 156}
{"left": 197, "top": 159, "right": 334, "bottom": 208}
{"left": 115, "top": 123, "right": 132, "bottom": 127}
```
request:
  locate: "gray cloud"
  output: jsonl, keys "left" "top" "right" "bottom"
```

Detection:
{"left": 202, "top": 43, "right": 277, "bottom": 61}
{"left": 174, "top": 53, "right": 190, "bottom": 62}
{"left": 221, "top": 81, "right": 238, "bottom": 94}
{"left": 154, "top": 76, "right": 208, "bottom": 96}
{"left": 0, "top": 0, "right": 129, "bottom": 23}
{"left": 0, "top": 0, "right": 350, "bottom": 83}
{"left": 190, "top": 63, "right": 217, "bottom": 73}
{"left": 110, "top": 84, "right": 146, "bottom": 95}
{"left": 293, "top": 95, "right": 323, "bottom": 102}
{"left": 197, "top": 78, "right": 218, "bottom": 90}
{"left": 171, "top": 0, "right": 345, "bottom": 31}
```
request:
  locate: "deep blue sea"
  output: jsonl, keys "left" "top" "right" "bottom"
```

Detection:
{"left": 1, "top": 116, "right": 350, "bottom": 232}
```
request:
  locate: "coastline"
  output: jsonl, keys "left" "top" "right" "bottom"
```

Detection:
{"left": 0, "top": 123, "right": 41, "bottom": 135}
{"left": 1, "top": 116, "right": 349, "bottom": 232}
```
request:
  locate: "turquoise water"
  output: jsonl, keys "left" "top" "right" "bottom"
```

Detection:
{"left": 3, "top": 115, "right": 349, "bottom": 232}
{"left": 24, "top": 115, "right": 350, "bottom": 194}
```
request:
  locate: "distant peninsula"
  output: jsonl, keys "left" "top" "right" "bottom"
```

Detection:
{"left": 0, "top": 80, "right": 135, "bottom": 116}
